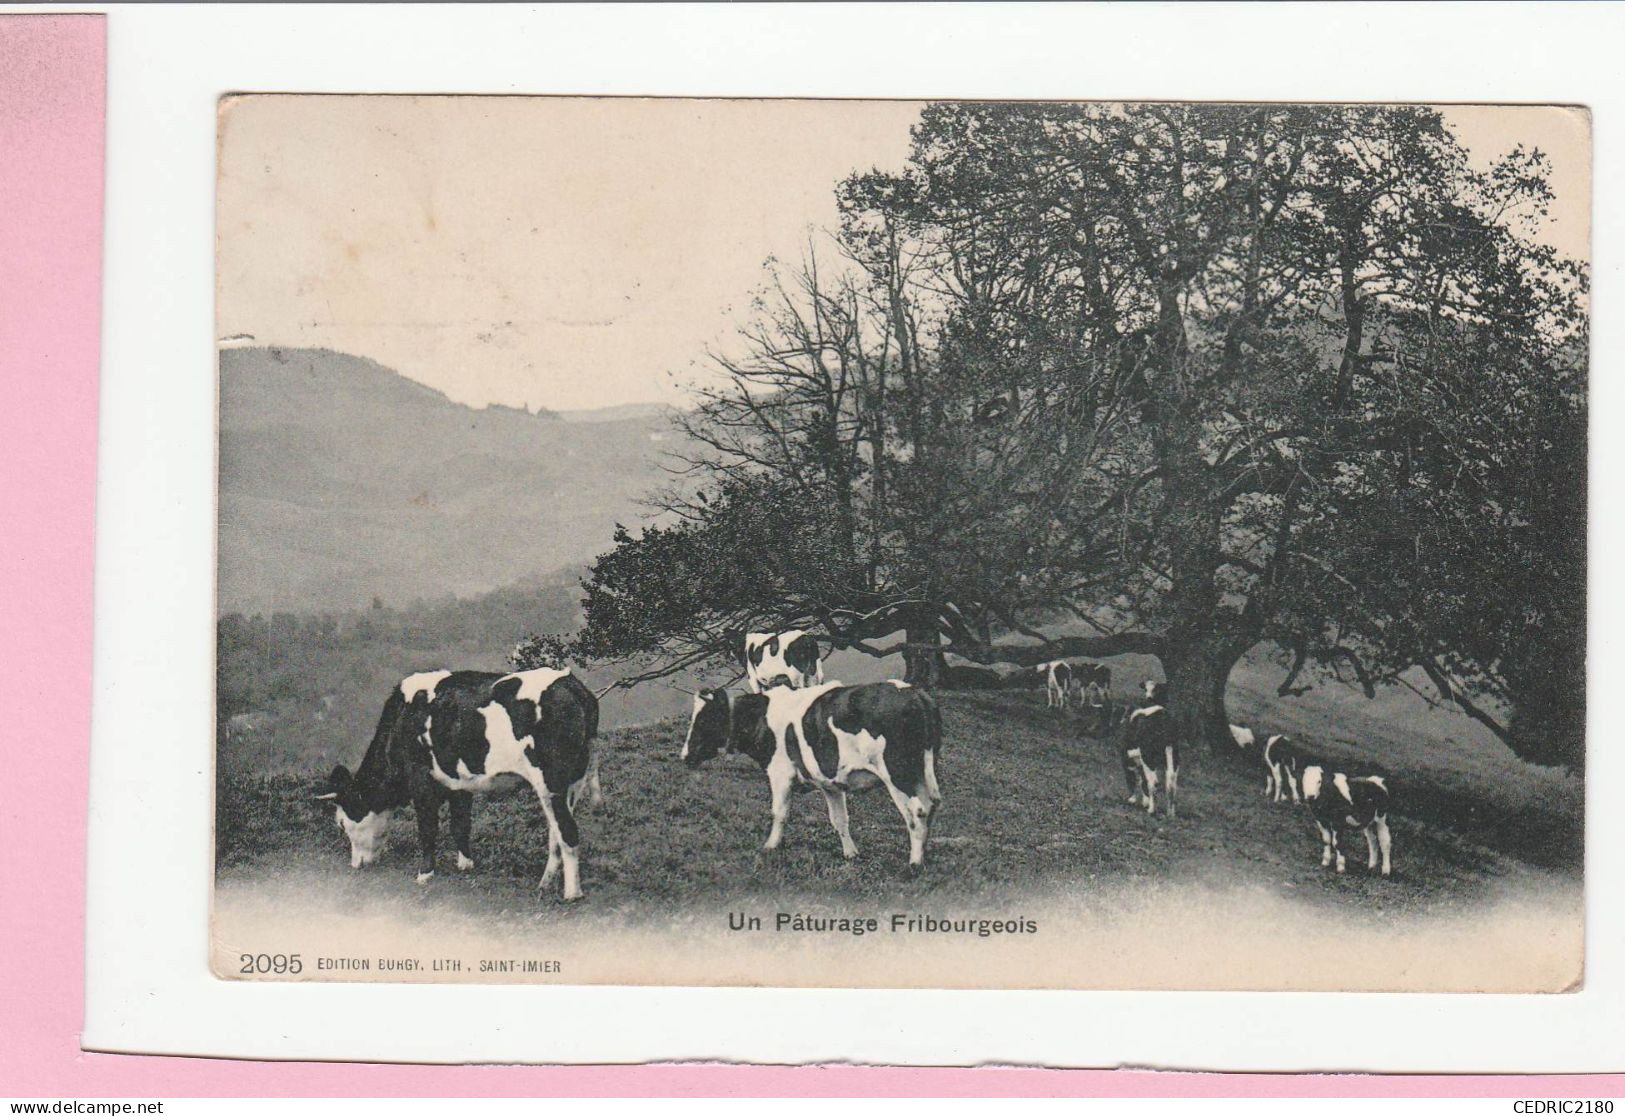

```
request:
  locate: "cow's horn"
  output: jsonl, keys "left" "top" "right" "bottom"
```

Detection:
{"left": 313, "top": 792, "right": 338, "bottom": 801}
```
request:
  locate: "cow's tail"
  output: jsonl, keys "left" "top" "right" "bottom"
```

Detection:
{"left": 920, "top": 692, "right": 944, "bottom": 806}
{"left": 569, "top": 673, "right": 604, "bottom": 811}
{"left": 579, "top": 678, "right": 601, "bottom": 742}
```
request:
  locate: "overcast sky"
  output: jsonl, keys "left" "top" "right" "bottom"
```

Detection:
{"left": 218, "top": 99, "right": 1589, "bottom": 412}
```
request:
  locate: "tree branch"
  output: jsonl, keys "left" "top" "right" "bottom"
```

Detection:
{"left": 1418, "top": 658, "right": 1512, "bottom": 744}
{"left": 1276, "top": 640, "right": 1313, "bottom": 697}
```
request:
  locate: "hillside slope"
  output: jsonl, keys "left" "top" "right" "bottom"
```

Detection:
{"left": 218, "top": 346, "right": 676, "bottom": 613}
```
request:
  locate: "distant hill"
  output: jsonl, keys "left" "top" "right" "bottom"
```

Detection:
{"left": 218, "top": 346, "right": 677, "bottom": 614}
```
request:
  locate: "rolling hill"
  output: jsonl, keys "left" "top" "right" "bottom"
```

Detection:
{"left": 218, "top": 346, "right": 677, "bottom": 614}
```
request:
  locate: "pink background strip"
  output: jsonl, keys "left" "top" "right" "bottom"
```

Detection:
{"left": 0, "top": 11, "right": 1620, "bottom": 1097}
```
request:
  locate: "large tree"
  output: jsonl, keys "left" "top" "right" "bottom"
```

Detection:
{"left": 526, "top": 103, "right": 1585, "bottom": 767}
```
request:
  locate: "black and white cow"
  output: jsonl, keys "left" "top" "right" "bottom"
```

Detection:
{"left": 741, "top": 629, "right": 824, "bottom": 693}
{"left": 681, "top": 679, "right": 943, "bottom": 868}
{"left": 1300, "top": 763, "right": 1392, "bottom": 876}
{"left": 1119, "top": 681, "right": 1179, "bottom": 817}
{"left": 1261, "top": 733, "right": 1305, "bottom": 803}
{"left": 318, "top": 667, "right": 597, "bottom": 899}
{"left": 1228, "top": 725, "right": 1305, "bottom": 803}
{"left": 1038, "top": 660, "right": 1074, "bottom": 708}
{"left": 1075, "top": 662, "right": 1112, "bottom": 708}
{"left": 1072, "top": 662, "right": 1115, "bottom": 732}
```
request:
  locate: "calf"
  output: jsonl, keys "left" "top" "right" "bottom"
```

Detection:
{"left": 1119, "top": 700, "right": 1179, "bottom": 818}
{"left": 1300, "top": 764, "right": 1392, "bottom": 876}
{"left": 681, "top": 680, "right": 943, "bottom": 868}
{"left": 1261, "top": 733, "right": 1305, "bottom": 803}
{"left": 1038, "top": 660, "right": 1075, "bottom": 708}
{"left": 1227, "top": 725, "right": 1303, "bottom": 803}
{"left": 318, "top": 667, "right": 596, "bottom": 899}
{"left": 742, "top": 629, "right": 824, "bottom": 693}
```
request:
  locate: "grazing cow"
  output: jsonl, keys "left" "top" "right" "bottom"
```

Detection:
{"left": 1228, "top": 725, "right": 1305, "bottom": 803}
{"left": 1261, "top": 734, "right": 1305, "bottom": 803}
{"left": 1069, "top": 665, "right": 1118, "bottom": 737}
{"left": 742, "top": 630, "right": 824, "bottom": 693}
{"left": 1038, "top": 660, "right": 1075, "bottom": 708}
{"left": 681, "top": 680, "right": 943, "bottom": 868}
{"left": 1075, "top": 662, "right": 1112, "bottom": 707}
{"left": 1300, "top": 764, "right": 1392, "bottom": 876}
{"left": 318, "top": 667, "right": 597, "bottom": 899}
{"left": 1119, "top": 697, "right": 1179, "bottom": 818}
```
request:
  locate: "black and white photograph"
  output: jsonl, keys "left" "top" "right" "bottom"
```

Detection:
{"left": 213, "top": 96, "right": 1588, "bottom": 991}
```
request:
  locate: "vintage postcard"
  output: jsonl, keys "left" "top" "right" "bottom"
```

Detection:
{"left": 213, "top": 96, "right": 1588, "bottom": 992}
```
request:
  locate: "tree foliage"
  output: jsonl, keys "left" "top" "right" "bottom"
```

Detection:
{"left": 534, "top": 103, "right": 1585, "bottom": 767}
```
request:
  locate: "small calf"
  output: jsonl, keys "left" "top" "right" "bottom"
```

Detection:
{"left": 1261, "top": 733, "right": 1305, "bottom": 803}
{"left": 1228, "top": 724, "right": 1306, "bottom": 804}
{"left": 1038, "top": 660, "right": 1074, "bottom": 709}
{"left": 1300, "top": 764, "right": 1392, "bottom": 876}
{"left": 1076, "top": 662, "right": 1112, "bottom": 708}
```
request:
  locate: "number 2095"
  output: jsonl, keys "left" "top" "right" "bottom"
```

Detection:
{"left": 239, "top": 952, "right": 302, "bottom": 975}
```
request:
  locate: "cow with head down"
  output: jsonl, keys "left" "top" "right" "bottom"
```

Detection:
{"left": 318, "top": 667, "right": 597, "bottom": 900}
{"left": 1072, "top": 661, "right": 1115, "bottom": 733}
{"left": 681, "top": 679, "right": 943, "bottom": 869}
{"left": 1037, "top": 660, "right": 1074, "bottom": 708}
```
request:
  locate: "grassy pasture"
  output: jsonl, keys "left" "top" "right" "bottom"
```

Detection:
{"left": 216, "top": 667, "right": 1581, "bottom": 926}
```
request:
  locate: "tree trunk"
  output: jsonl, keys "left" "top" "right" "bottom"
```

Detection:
{"left": 902, "top": 623, "right": 946, "bottom": 688}
{"left": 1156, "top": 389, "right": 1240, "bottom": 755}
{"left": 1162, "top": 633, "right": 1246, "bottom": 757}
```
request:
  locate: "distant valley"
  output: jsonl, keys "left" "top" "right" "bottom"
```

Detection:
{"left": 218, "top": 346, "right": 677, "bottom": 615}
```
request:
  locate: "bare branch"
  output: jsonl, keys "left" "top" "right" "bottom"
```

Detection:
{"left": 1418, "top": 658, "right": 1512, "bottom": 744}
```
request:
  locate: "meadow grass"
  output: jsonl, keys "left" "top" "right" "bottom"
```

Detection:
{"left": 218, "top": 676, "right": 1581, "bottom": 928}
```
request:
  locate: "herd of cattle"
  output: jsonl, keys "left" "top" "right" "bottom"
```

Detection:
{"left": 1116, "top": 678, "right": 1393, "bottom": 878}
{"left": 316, "top": 629, "right": 1392, "bottom": 901}
{"left": 1029, "top": 658, "right": 1392, "bottom": 877}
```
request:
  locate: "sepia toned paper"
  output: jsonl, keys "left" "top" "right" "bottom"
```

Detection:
{"left": 214, "top": 95, "right": 1588, "bottom": 994}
